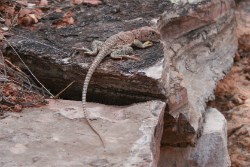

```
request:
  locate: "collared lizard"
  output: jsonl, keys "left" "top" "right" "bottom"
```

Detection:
{"left": 76, "top": 26, "right": 160, "bottom": 147}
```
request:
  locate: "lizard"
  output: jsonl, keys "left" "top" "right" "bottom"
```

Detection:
{"left": 76, "top": 26, "right": 160, "bottom": 147}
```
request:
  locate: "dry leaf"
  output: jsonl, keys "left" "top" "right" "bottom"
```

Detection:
{"left": 19, "top": 14, "right": 38, "bottom": 26}
{"left": 0, "top": 33, "right": 4, "bottom": 40}
{"left": 19, "top": 8, "right": 31, "bottom": 17}
{"left": 1, "top": 26, "right": 9, "bottom": 31}
{"left": 83, "top": 0, "right": 102, "bottom": 5}
{"left": 5, "top": 19, "right": 12, "bottom": 27}
{"left": 55, "top": 8, "right": 62, "bottom": 13}
{"left": 73, "top": 0, "right": 84, "bottom": 5}
{"left": 16, "top": 0, "right": 28, "bottom": 6}
{"left": 27, "top": 3, "right": 36, "bottom": 8}
{"left": 39, "top": 0, "right": 48, "bottom": 6}
{"left": 14, "top": 104, "right": 22, "bottom": 112}
{"left": 64, "top": 11, "right": 74, "bottom": 18}
{"left": 5, "top": 7, "right": 15, "bottom": 16}
{"left": 31, "top": 8, "right": 44, "bottom": 19}
{"left": 28, "top": 14, "right": 39, "bottom": 23}
{"left": 53, "top": 11, "right": 75, "bottom": 28}
{"left": 63, "top": 17, "right": 74, "bottom": 24}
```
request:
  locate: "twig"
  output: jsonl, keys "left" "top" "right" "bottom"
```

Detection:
{"left": 0, "top": 17, "right": 5, "bottom": 22}
{"left": 5, "top": 59, "right": 23, "bottom": 73}
{"left": 228, "top": 124, "right": 244, "bottom": 137}
{"left": 0, "top": 50, "right": 7, "bottom": 78}
{"left": 3, "top": 37, "right": 54, "bottom": 97}
{"left": 52, "top": 80, "right": 75, "bottom": 99}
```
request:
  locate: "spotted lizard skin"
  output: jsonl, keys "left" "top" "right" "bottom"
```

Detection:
{"left": 81, "top": 26, "right": 160, "bottom": 147}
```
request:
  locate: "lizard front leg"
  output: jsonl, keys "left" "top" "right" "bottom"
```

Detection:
{"left": 133, "top": 39, "right": 153, "bottom": 49}
{"left": 75, "top": 40, "right": 103, "bottom": 56}
{"left": 110, "top": 46, "right": 140, "bottom": 60}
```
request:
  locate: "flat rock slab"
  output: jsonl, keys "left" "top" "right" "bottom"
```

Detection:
{"left": 4, "top": 0, "right": 169, "bottom": 105}
{"left": 0, "top": 99, "right": 165, "bottom": 167}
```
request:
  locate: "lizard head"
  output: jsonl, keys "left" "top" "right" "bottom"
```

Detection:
{"left": 134, "top": 26, "right": 160, "bottom": 42}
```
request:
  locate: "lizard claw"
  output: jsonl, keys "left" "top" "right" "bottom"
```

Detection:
{"left": 143, "top": 41, "right": 153, "bottom": 47}
{"left": 72, "top": 47, "right": 97, "bottom": 56}
{"left": 89, "top": 117, "right": 97, "bottom": 121}
{"left": 72, "top": 47, "right": 88, "bottom": 52}
{"left": 125, "top": 55, "right": 141, "bottom": 61}
{"left": 84, "top": 51, "right": 97, "bottom": 56}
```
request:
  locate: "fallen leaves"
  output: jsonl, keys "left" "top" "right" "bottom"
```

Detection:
{"left": 16, "top": 0, "right": 28, "bottom": 6}
{"left": 73, "top": 0, "right": 84, "bottom": 5}
{"left": 1, "top": 82, "right": 46, "bottom": 112}
{"left": 0, "top": 0, "right": 50, "bottom": 28}
{"left": 39, "top": 0, "right": 48, "bottom": 7}
{"left": 72, "top": 0, "right": 102, "bottom": 6}
{"left": 0, "top": 0, "right": 103, "bottom": 29}
{"left": 18, "top": 9, "right": 43, "bottom": 26}
{"left": 0, "top": 55, "right": 48, "bottom": 113}
{"left": 53, "top": 11, "right": 75, "bottom": 28}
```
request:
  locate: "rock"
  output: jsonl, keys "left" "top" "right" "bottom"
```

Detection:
{"left": 158, "top": 108, "right": 231, "bottom": 167}
{"left": 0, "top": 99, "right": 166, "bottom": 167}
{"left": 4, "top": 0, "right": 169, "bottom": 105}
{"left": 158, "top": 0, "right": 237, "bottom": 146}
{"left": 1, "top": 0, "right": 237, "bottom": 162}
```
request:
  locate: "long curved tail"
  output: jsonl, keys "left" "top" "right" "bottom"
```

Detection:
{"left": 82, "top": 53, "right": 107, "bottom": 147}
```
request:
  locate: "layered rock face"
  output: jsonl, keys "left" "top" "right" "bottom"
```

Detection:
{"left": 159, "top": 108, "right": 231, "bottom": 167}
{"left": 158, "top": 0, "right": 237, "bottom": 146}
{"left": 208, "top": 1, "right": 250, "bottom": 166}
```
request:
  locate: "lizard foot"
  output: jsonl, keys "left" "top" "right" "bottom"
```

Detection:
{"left": 72, "top": 47, "right": 99, "bottom": 56}
{"left": 72, "top": 46, "right": 88, "bottom": 52}
{"left": 133, "top": 39, "right": 153, "bottom": 48}
{"left": 89, "top": 117, "right": 98, "bottom": 121}
{"left": 142, "top": 41, "right": 153, "bottom": 48}
{"left": 84, "top": 51, "right": 99, "bottom": 56}
{"left": 123, "top": 55, "right": 141, "bottom": 61}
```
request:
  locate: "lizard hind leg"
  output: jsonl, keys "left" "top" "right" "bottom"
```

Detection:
{"left": 133, "top": 39, "right": 153, "bottom": 49}
{"left": 110, "top": 46, "right": 139, "bottom": 60}
{"left": 84, "top": 40, "right": 103, "bottom": 56}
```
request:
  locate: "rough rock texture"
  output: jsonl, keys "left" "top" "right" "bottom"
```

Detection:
{"left": 0, "top": 99, "right": 165, "bottom": 167}
{"left": 209, "top": 2, "right": 250, "bottom": 164}
{"left": 158, "top": 108, "right": 231, "bottom": 167}
{"left": 4, "top": 0, "right": 169, "bottom": 105}
{"left": 1, "top": 0, "right": 238, "bottom": 165}
{"left": 158, "top": 0, "right": 237, "bottom": 146}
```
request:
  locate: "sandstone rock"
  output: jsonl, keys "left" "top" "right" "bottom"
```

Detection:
{"left": 0, "top": 99, "right": 165, "bottom": 167}
{"left": 4, "top": 0, "right": 168, "bottom": 105}
{"left": 158, "top": 108, "right": 231, "bottom": 167}
{"left": 158, "top": 0, "right": 237, "bottom": 146}
{"left": 1, "top": 0, "right": 237, "bottom": 159}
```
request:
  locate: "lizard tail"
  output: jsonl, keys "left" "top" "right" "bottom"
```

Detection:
{"left": 82, "top": 53, "right": 107, "bottom": 147}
